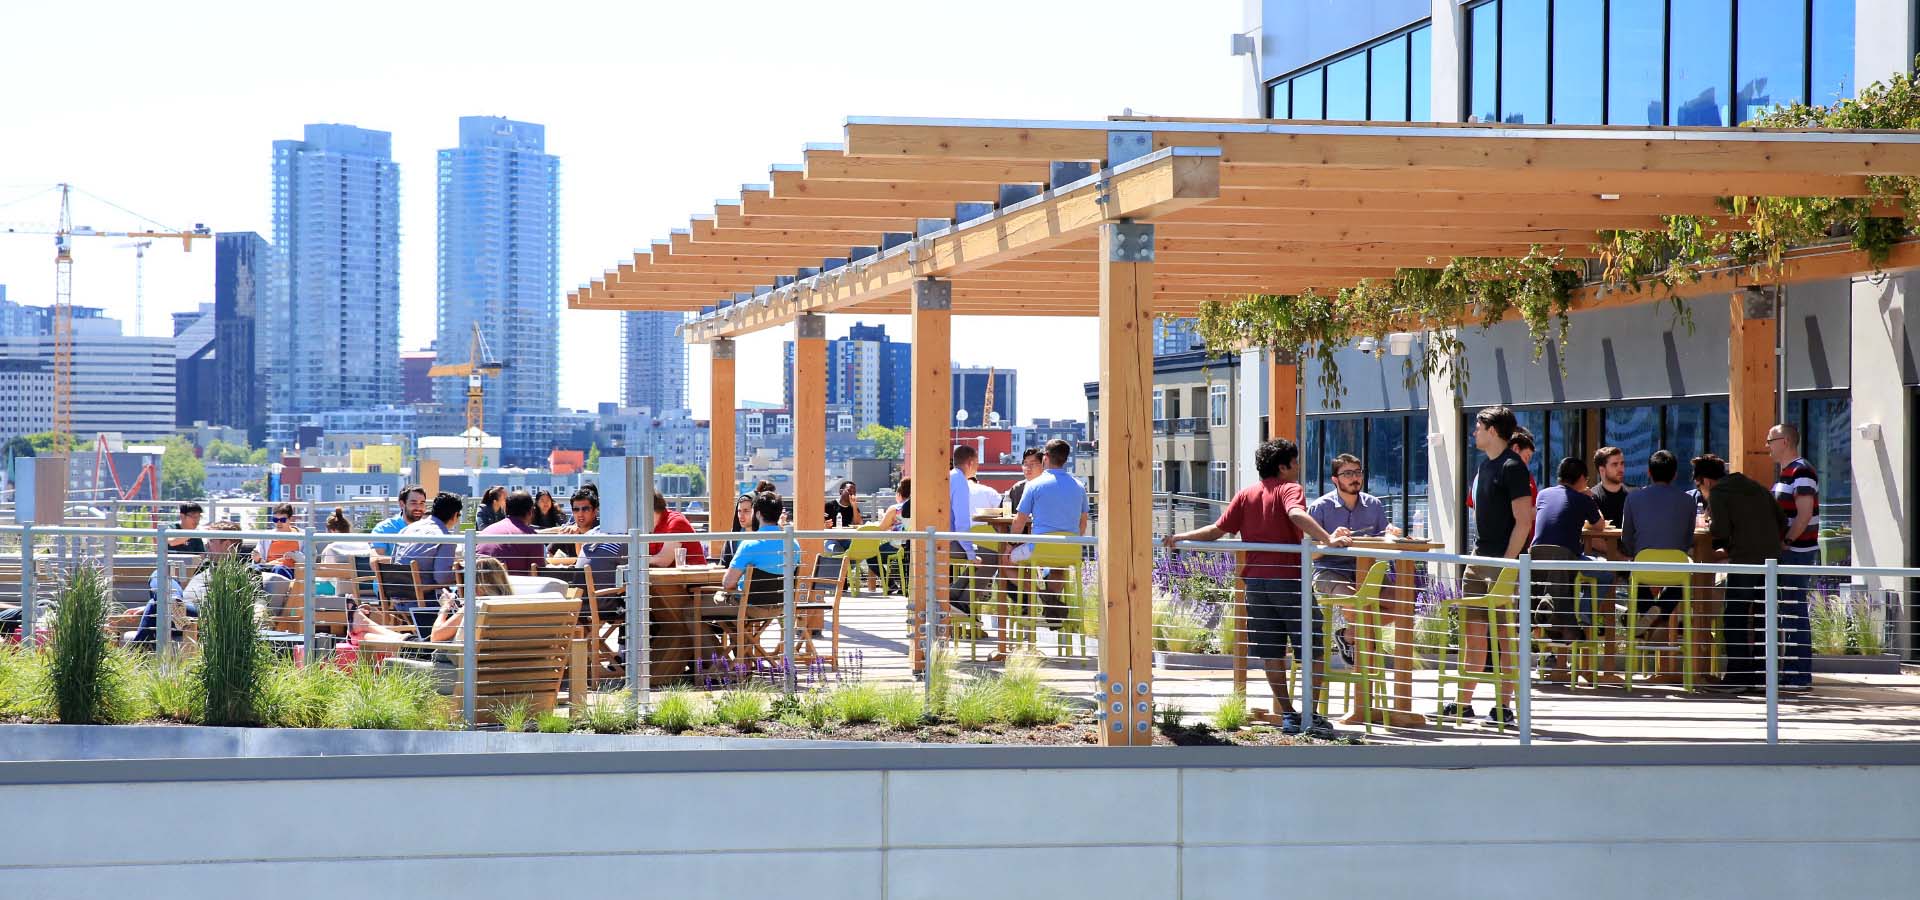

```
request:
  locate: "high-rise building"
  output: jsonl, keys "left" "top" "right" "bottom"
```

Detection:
{"left": 951, "top": 366, "right": 1016, "bottom": 428}
{"left": 400, "top": 348, "right": 436, "bottom": 404}
{"left": 436, "top": 116, "right": 561, "bottom": 465}
{"left": 0, "top": 358, "right": 54, "bottom": 443}
{"left": 622, "top": 311, "right": 689, "bottom": 414}
{"left": 781, "top": 321, "right": 912, "bottom": 429}
{"left": 212, "top": 232, "right": 268, "bottom": 445}
{"left": 1152, "top": 317, "right": 1202, "bottom": 356}
{"left": 0, "top": 308, "right": 174, "bottom": 442}
{"left": 265, "top": 124, "right": 401, "bottom": 449}
{"left": 173, "top": 303, "right": 217, "bottom": 428}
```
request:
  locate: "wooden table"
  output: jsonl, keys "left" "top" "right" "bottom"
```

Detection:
{"left": 626, "top": 565, "right": 726, "bottom": 687}
{"left": 972, "top": 512, "right": 1018, "bottom": 533}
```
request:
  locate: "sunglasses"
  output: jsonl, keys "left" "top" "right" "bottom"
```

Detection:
{"left": 570, "top": 505, "right": 594, "bottom": 514}
{"left": 271, "top": 516, "right": 289, "bottom": 523}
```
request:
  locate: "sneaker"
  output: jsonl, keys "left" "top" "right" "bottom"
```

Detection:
{"left": 1305, "top": 715, "right": 1338, "bottom": 740}
{"left": 1485, "top": 707, "right": 1518, "bottom": 727}
{"left": 1279, "top": 712, "right": 1303, "bottom": 735}
{"left": 1333, "top": 627, "right": 1355, "bottom": 666}
{"left": 1440, "top": 702, "right": 1473, "bottom": 721}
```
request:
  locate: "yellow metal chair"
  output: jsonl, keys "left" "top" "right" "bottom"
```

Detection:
{"left": 838, "top": 524, "right": 906, "bottom": 597}
{"left": 1623, "top": 548, "right": 1696, "bottom": 693}
{"left": 1014, "top": 532, "right": 1092, "bottom": 658}
{"left": 1304, "top": 560, "right": 1390, "bottom": 733}
{"left": 1437, "top": 566, "right": 1521, "bottom": 732}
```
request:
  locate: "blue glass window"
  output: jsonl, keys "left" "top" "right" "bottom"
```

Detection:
{"left": 1370, "top": 35, "right": 1410, "bottom": 122}
{"left": 1470, "top": 1, "right": 1502, "bottom": 122}
{"left": 1292, "top": 69, "right": 1324, "bottom": 120}
{"left": 1705, "top": 401, "right": 1730, "bottom": 459}
{"left": 1270, "top": 81, "right": 1289, "bottom": 118}
{"left": 1552, "top": 0, "right": 1605, "bottom": 124}
{"left": 1500, "top": 0, "right": 1548, "bottom": 123}
{"left": 1670, "top": 0, "right": 1733, "bottom": 126}
{"left": 1514, "top": 409, "right": 1548, "bottom": 485}
{"left": 1608, "top": 0, "right": 1667, "bottom": 124}
{"left": 1410, "top": 26, "right": 1432, "bottom": 121}
{"left": 1737, "top": 0, "right": 1808, "bottom": 122}
{"left": 1604, "top": 405, "right": 1660, "bottom": 487}
{"left": 1810, "top": 0, "right": 1856, "bottom": 105}
{"left": 1665, "top": 404, "right": 1706, "bottom": 483}
{"left": 1326, "top": 53, "right": 1369, "bottom": 120}
{"left": 1367, "top": 416, "right": 1406, "bottom": 522}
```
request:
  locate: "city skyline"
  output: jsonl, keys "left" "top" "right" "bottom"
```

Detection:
{"left": 0, "top": 0, "right": 1235, "bottom": 428}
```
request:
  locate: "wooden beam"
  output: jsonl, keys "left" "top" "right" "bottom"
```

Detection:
{"left": 1095, "top": 221, "right": 1157, "bottom": 747}
{"left": 771, "top": 169, "right": 1004, "bottom": 202}
{"left": 793, "top": 315, "right": 828, "bottom": 556}
{"left": 708, "top": 339, "right": 738, "bottom": 559}
{"left": 1727, "top": 292, "right": 1780, "bottom": 482}
{"left": 1218, "top": 163, "right": 1875, "bottom": 198}
{"left": 1268, "top": 353, "right": 1299, "bottom": 444}
{"left": 909, "top": 279, "right": 953, "bottom": 674}
{"left": 803, "top": 150, "right": 1051, "bottom": 184}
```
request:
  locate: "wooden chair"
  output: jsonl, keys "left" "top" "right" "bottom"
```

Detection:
{"left": 693, "top": 571, "right": 785, "bottom": 677}
{"left": 538, "top": 564, "right": 624, "bottom": 684}
{"left": 360, "top": 593, "right": 582, "bottom": 724}
{"left": 370, "top": 558, "right": 432, "bottom": 631}
{"left": 273, "top": 561, "right": 354, "bottom": 636}
{"left": 794, "top": 554, "right": 845, "bottom": 670}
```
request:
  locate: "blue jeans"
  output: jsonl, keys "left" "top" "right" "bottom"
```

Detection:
{"left": 132, "top": 600, "right": 199, "bottom": 646}
{"left": 1778, "top": 547, "right": 1816, "bottom": 686}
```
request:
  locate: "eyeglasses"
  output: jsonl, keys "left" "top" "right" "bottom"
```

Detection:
{"left": 1335, "top": 469, "right": 1363, "bottom": 479}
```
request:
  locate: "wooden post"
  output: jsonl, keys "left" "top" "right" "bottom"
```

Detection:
{"left": 793, "top": 315, "right": 828, "bottom": 551}
{"left": 909, "top": 279, "right": 953, "bottom": 673}
{"left": 708, "top": 337, "right": 737, "bottom": 556}
{"left": 1268, "top": 351, "right": 1299, "bottom": 444}
{"left": 1097, "top": 221, "right": 1157, "bottom": 747}
{"left": 1728, "top": 290, "right": 1779, "bottom": 482}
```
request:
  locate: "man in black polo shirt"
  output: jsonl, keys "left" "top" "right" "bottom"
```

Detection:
{"left": 1454, "top": 405, "right": 1535, "bottom": 727}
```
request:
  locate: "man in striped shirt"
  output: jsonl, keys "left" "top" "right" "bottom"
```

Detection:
{"left": 544, "top": 485, "right": 627, "bottom": 590}
{"left": 1767, "top": 423, "right": 1817, "bottom": 689}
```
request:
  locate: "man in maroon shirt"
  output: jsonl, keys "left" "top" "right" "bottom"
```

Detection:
{"left": 476, "top": 491, "right": 545, "bottom": 576}
{"left": 1164, "top": 439, "right": 1351, "bottom": 738}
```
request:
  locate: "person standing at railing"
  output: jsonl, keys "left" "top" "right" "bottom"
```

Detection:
{"left": 475, "top": 491, "right": 544, "bottom": 576}
{"left": 168, "top": 502, "right": 205, "bottom": 556}
{"left": 369, "top": 485, "right": 428, "bottom": 558}
{"left": 1007, "top": 440, "right": 1090, "bottom": 627}
{"left": 1766, "top": 424, "right": 1818, "bottom": 690}
{"left": 1457, "top": 405, "right": 1534, "bottom": 728}
{"left": 1162, "top": 438, "right": 1351, "bottom": 739}
{"left": 1690, "top": 454, "right": 1785, "bottom": 693}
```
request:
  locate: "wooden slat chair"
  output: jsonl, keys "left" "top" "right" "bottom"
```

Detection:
{"left": 537, "top": 564, "right": 620, "bottom": 683}
{"left": 793, "top": 554, "right": 845, "bottom": 670}
{"left": 693, "top": 571, "right": 784, "bottom": 678}
{"left": 370, "top": 558, "right": 433, "bottom": 632}
{"left": 360, "top": 593, "right": 582, "bottom": 724}
{"left": 273, "top": 561, "right": 354, "bottom": 637}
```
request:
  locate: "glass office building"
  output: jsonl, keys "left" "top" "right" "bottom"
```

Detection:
{"left": 622, "top": 310, "right": 691, "bottom": 416}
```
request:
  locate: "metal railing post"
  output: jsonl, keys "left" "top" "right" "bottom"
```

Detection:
{"left": 782, "top": 525, "right": 798, "bottom": 696}
{"left": 300, "top": 526, "right": 317, "bottom": 662}
{"left": 1764, "top": 557, "right": 1779, "bottom": 745}
{"left": 155, "top": 524, "right": 170, "bottom": 660}
{"left": 461, "top": 529, "right": 478, "bottom": 726}
{"left": 626, "top": 528, "right": 644, "bottom": 713}
{"left": 635, "top": 531, "right": 651, "bottom": 712}
{"left": 104, "top": 501, "right": 118, "bottom": 577}
{"left": 19, "top": 525, "right": 35, "bottom": 641}
{"left": 1516, "top": 553, "right": 1533, "bottom": 745}
{"left": 1300, "top": 545, "right": 1315, "bottom": 724}
{"left": 923, "top": 527, "right": 939, "bottom": 681}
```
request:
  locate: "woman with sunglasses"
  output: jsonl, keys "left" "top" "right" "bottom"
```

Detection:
{"left": 254, "top": 503, "right": 303, "bottom": 579}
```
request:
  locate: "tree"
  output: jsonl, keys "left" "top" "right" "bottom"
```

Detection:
{"left": 202, "top": 439, "right": 253, "bottom": 464}
{"left": 159, "top": 437, "right": 205, "bottom": 501}
{"left": 858, "top": 424, "right": 907, "bottom": 460}
{"left": 247, "top": 447, "right": 269, "bottom": 465}
{"left": 586, "top": 442, "right": 601, "bottom": 472}
{"left": 655, "top": 462, "right": 705, "bottom": 496}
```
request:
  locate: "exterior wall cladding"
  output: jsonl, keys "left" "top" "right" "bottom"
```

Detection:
{"left": 266, "top": 124, "right": 401, "bottom": 447}
{"left": 437, "top": 116, "right": 563, "bottom": 465}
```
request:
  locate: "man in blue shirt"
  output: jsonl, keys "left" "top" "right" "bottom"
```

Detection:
{"left": 391, "top": 492, "right": 462, "bottom": 637}
{"left": 721, "top": 491, "right": 791, "bottom": 603}
{"left": 1305, "top": 453, "right": 1392, "bottom": 596}
{"left": 1620, "top": 450, "right": 1698, "bottom": 641}
{"left": 370, "top": 485, "right": 428, "bottom": 557}
{"left": 1009, "top": 440, "right": 1089, "bottom": 626}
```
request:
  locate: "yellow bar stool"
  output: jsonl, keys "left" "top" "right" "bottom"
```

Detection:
{"left": 1017, "top": 532, "right": 1091, "bottom": 658}
{"left": 1437, "top": 567, "right": 1521, "bottom": 732}
{"left": 1306, "top": 560, "right": 1390, "bottom": 733}
{"left": 1623, "top": 548, "right": 1695, "bottom": 693}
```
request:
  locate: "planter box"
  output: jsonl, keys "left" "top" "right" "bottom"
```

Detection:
{"left": 1812, "top": 653, "right": 1905, "bottom": 675}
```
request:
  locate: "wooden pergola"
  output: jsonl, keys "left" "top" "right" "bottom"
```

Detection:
{"left": 570, "top": 115, "right": 1920, "bottom": 745}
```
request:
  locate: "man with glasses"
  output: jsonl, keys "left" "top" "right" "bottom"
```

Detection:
{"left": 1306, "top": 453, "right": 1393, "bottom": 597}
{"left": 370, "top": 485, "right": 428, "bottom": 558}
{"left": 1767, "top": 423, "right": 1818, "bottom": 690}
{"left": 392, "top": 493, "right": 463, "bottom": 637}
{"left": 545, "top": 484, "right": 628, "bottom": 589}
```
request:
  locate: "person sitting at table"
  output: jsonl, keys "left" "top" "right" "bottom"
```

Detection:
{"left": 718, "top": 491, "right": 788, "bottom": 603}
{"left": 369, "top": 485, "right": 428, "bottom": 558}
{"left": 475, "top": 490, "right": 544, "bottom": 576}
{"left": 644, "top": 490, "right": 707, "bottom": 567}
{"left": 392, "top": 492, "right": 463, "bottom": 637}
{"left": 169, "top": 502, "right": 206, "bottom": 556}
{"left": 871, "top": 477, "right": 910, "bottom": 594}
{"left": 543, "top": 484, "right": 628, "bottom": 596}
{"left": 1004, "top": 448, "right": 1044, "bottom": 528}
{"left": 350, "top": 555, "right": 511, "bottom": 646}
{"left": 316, "top": 507, "right": 375, "bottom": 603}
{"left": 1007, "top": 440, "right": 1090, "bottom": 627}
{"left": 754, "top": 480, "right": 790, "bottom": 526}
{"left": 1619, "top": 449, "right": 1698, "bottom": 642}
{"left": 1306, "top": 453, "right": 1394, "bottom": 598}
{"left": 531, "top": 490, "right": 566, "bottom": 530}
{"left": 475, "top": 486, "right": 507, "bottom": 530}
{"left": 123, "top": 521, "right": 250, "bottom": 646}
{"left": 1531, "top": 457, "right": 1610, "bottom": 681}
{"left": 253, "top": 503, "right": 303, "bottom": 579}
{"left": 719, "top": 492, "right": 757, "bottom": 566}
{"left": 1589, "top": 446, "right": 1633, "bottom": 528}
{"left": 823, "top": 480, "right": 862, "bottom": 555}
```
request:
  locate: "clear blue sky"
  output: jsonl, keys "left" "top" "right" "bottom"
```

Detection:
{"left": 0, "top": 0, "right": 1239, "bottom": 422}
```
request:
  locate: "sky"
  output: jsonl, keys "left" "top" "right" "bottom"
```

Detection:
{"left": 0, "top": 0, "right": 1241, "bottom": 425}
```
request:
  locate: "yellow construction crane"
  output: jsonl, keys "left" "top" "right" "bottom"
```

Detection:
{"left": 427, "top": 323, "right": 505, "bottom": 469}
{"left": 2, "top": 183, "right": 210, "bottom": 455}
{"left": 981, "top": 366, "right": 998, "bottom": 427}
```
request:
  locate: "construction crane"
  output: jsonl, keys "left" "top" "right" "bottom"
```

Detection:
{"left": 116, "top": 240, "right": 154, "bottom": 337}
{"left": 2, "top": 183, "right": 211, "bottom": 455}
{"left": 981, "top": 366, "right": 999, "bottom": 428}
{"left": 427, "top": 323, "right": 506, "bottom": 469}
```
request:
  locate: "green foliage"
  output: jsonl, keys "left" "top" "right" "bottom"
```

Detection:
{"left": 579, "top": 692, "right": 641, "bottom": 734}
{"left": 645, "top": 688, "right": 703, "bottom": 733}
{"left": 800, "top": 691, "right": 835, "bottom": 730}
{"left": 536, "top": 708, "right": 573, "bottom": 733}
{"left": 654, "top": 462, "right": 705, "bottom": 496}
{"left": 50, "top": 565, "right": 115, "bottom": 724}
{"left": 1211, "top": 691, "right": 1251, "bottom": 732}
{"left": 139, "top": 658, "right": 206, "bottom": 723}
{"left": 202, "top": 439, "right": 257, "bottom": 465}
{"left": 950, "top": 681, "right": 996, "bottom": 730}
{"left": 254, "top": 658, "right": 342, "bottom": 729}
{"left": 712, "top": 687, "right": 772, "bottom": 732}
{"left": 857, "top": 424, "right": 908, "bottom": 460}
{"left": 924, "top": 647, "right": 955, "bottom": 715}
{"left": 1155, "top": 702, "right": 1188, "bottom": 730}
{"left": 585, "top": 443, "right": 602, "bottom": 472}
{"left": 1153, "top": 599, "right": 1217, "bottom": 654}
{"left": 198, "top": 556, "right": 265, "bottom": 725}
{"left": 7, "top": 431, "right": 74, "bottom": 457}
{"left": 0, "top": 642, "right": 53, "bottom": 719}
{"left": 879, "top": 687, "right": 926, "bottom": 730}
{"left": 994, "top": 655, "right": 1068, "bottom": 726}
{"left": 825, "top": 682, "right": 886, "bottom": 725}
{"left": 158, "top": 436, "right": 206, "bottom": 502}
{"left": 333, "top": 663, "right": 457, "bottom": 731}
{"left": 491, "top": 698, "right": 534, "bottom": 733}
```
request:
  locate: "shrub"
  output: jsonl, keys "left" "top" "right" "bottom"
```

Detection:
{"left": 0, "top": 643, "right": 52, "bottom": 719}
{"left": 645, "top": 688, "right": 702, "bottom": 734}
{"left": 1156, "top": 702, "right": 1188, "bottom": 730}
{"left": 491, "top": 698, "right": 534, "bottom": 733}
{"left": 924, "top": 647, "right": 955, "bottom": 715}
{"left": 535, "top": 709, "right": 573, "bottom": 733}
{"left": 997, "top": 678, "right": 1067, "bottom": 726}
{"left": 255, "top": 658, "right": 340, "bottom": 729}
{"left": 800, "top": 691, "right": 835, "bottom": 730}
{"left": 1212, "top": 690, "right": 1250, "bottom": 731}
{"left": 334, "top": 663, "right": 455, "bottom": 731}
{"left": 579, "top": 692, "right": 640, "bottom": 734}
{"left": 199, "top": 556, "right": 266, "bottom": 726}
{"left": 49, "top": 564, "right": 114, "bottom": 724}
{"left": 825, "top": 682, "right": 885, "bottom": 725}
{"left": 712, "top": 688, "right": 771, "bottom": 732}
{"left": 879, "top": 687, "right": 926, "bottom": 730}
{"left": 140, "top": 656, "right": 206, "bottom": 723}
{"left": 951, "top": 682, "right": 996, "bottom": 730}
{"left": 1153, "top": 598, "right": 1217, "bottom": 654}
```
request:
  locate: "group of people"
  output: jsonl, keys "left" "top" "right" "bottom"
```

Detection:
{"left": 945, "top": 439, "right": 1091, "bottom": 627}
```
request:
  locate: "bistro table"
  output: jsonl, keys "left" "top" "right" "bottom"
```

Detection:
{"left": 1338, "top": 537, "right": 1442, "bottom": 727}
{"left": 1582, "top": 526, "right": 1720, "bottom": 685}
{"left": 616, "top": 564, "right": 727, "bottom": 687}
{"left": 972, "top": 511, "right": 1019, "bottom": 533}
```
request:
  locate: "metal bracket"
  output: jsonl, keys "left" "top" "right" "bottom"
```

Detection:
{"left": 1105, "top": 221, "right": 1155, "bottom": 263}
{"left": 1272, "top": 346, "right": 1301, "bottom": 365}
{"left": 710, "top": 337, "right": 735, "bottom": 360}
{"left": 796, "top": 314, "right": 826, "bottom": 339}
{"left": 913, "top": 278, "right": 951, "bottom": 310}
{"left": 1740, "top": 285, "right": 1778, "bottom": 319}
{"left": 1107, "top": 131, "right": 1152, "bottom": 167}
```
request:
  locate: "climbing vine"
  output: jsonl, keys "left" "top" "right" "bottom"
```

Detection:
{"left": 1194, "top": 58, "right": 1920, "bottom": 405}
